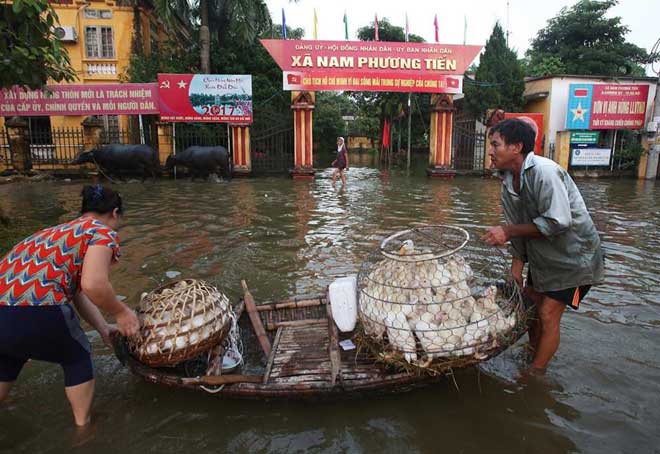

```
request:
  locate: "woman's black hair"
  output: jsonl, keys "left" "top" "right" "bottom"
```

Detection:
{"left": 81, "top": 184, "right": 123, "bottom": 215}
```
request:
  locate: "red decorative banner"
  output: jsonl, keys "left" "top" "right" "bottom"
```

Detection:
{"left": 261, "top": 39, "right": 481, "bottom": 93}
{"left": 284, "top": 70, "right": 462, "bottom": 94}
{"left": 0, "top": 84, "right": 158, "bottom": 116}
{"left": 505, "top": 112, "right": 544, "bottom": 155}
{"left": 158, "top": 74, "right": 252, "bottom": 123}
{"left": 589, "top": 84, "right": 649, "bottom": 130}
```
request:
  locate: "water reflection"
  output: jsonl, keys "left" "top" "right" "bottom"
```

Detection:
{"left": 0, "top": 172, "right": 658, "bottom": 453}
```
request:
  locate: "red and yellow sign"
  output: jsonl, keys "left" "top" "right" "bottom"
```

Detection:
{"left": 590, "top": 84, "right": 649, "bottom": 130}
{"left": 261, "top": 39, "right": 482, "bottom": 93}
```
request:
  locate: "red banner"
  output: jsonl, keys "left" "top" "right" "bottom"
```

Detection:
{"left": 261, "top": 39, "right": 481, "bottom": 93}
{"left": 0, "top": 84, "right": 158, "bottom": 116}
{"left": 505, "top": 112, "right": 544, "bottom": 155}
{"left": 589, "top": 84, "right": 649, "bottom": 130}
{"left": 158, "top": 74, "right": 252, "bottom": 123}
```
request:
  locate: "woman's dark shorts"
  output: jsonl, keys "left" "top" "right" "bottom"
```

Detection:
{"left": 527, "top": 273, "right": 591, "bottom": 310}
{"left": 0, "top": 304, "right": 93, "bottom": 386}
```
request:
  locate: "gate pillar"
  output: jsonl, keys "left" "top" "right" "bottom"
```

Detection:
{"left": 156, "top": 121, "right": 173, "bottom": 165}
{"left": 230, "top": 124, "right": 251, "bottom": 176}
{"left": 427, "top": 94, "right": 456, "bottom": 178}
{"left": 6, "top": 117, "right": 31, "bottom": 174}
{"left": 290, "top": 91, "right": 315, "bottom": 179}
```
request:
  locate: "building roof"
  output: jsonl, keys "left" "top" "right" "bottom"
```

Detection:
{"left": 525, "top": 74, "right": 658, "bottom": 83}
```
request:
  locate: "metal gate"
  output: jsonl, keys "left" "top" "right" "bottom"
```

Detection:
{"left": 452, "top": 116, "right": 486, "bottom": 171}
{"left": 250, "top": 111, "right": 294, "bottom": 174}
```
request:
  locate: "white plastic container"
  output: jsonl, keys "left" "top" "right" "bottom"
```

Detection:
{"left": 329, "top": 275, "right": 358, "bottom": 332}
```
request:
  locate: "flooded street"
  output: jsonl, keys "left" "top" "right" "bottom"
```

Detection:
{"left": 1, "top": 159, "right": 659, "bottom": 453}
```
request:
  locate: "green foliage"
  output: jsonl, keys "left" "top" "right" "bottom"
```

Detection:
{"left": 524, "top": 55, "right": 566, "bottom": 77}
{"left": 313, "top": 92, "right": 352, "bottom": 152}
{"left": 353, "top": 18, "right": 426, "bottom": 149}
{"left": 0, "top": 0, "right": 76, "bottom": 89}
{"left": 525, "top": 0, "right": 650, "bottom": 76}
{"left": 123, "top": 40, "right": 198, "bottom": 83}
{"left": 615, "top": 131, "right": 645, "bottom": 170}
{"left": 464, "top": 23, "right": 525, "bottom": 118}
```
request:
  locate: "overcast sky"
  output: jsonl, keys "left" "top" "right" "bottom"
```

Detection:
{"left": 265, "top": 0, "right": 659, "bottom": 76}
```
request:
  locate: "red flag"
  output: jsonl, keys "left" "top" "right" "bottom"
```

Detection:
{"left": 374, "top": 14, "right": 379, "bottom": 41}
{"left": 433, "top": 14, "right": 439, "bottom": 42}
{"left": 382, "top": 119, "right": 390, "bottom": 148}
{"left": 447, "top": 77, "right": 459, "bottom": 88}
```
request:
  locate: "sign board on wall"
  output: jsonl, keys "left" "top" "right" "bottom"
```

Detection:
{"left": 566, "top": 83, "right": 649, "bottom": 130}
{"left": 158, "top": 74, "right": 252, "bottom": 123}
{"left": 261, "top": 39, "right": 481, "bottom": 93}
{"left": 0, "top": 84, "right": 159, "bottom": 116}
{"left": 570, "top": 131, "right": 599, "bottom": 144}
{"left": 570, "top": 147, "right": 611, "bottom": 166}
{"left": 504, "top": 112, "right": 544, "bottom": 154}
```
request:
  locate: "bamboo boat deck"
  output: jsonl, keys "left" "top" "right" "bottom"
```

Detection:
{"left": 116, "top": 293, "right": 437, "bottom": 399}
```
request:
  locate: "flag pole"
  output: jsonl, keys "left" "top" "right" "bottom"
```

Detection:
{"left": 406, "top": 13, "right": 412, "bottom": 171}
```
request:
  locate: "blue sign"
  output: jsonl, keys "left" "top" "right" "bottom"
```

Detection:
{"left": 566, "top": 84, "right": 593, "bottom": 130}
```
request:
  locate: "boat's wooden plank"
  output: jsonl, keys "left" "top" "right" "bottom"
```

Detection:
{"left": 270, "top": 375, "right": 333, "bottom": 385}
{"left": 262, "top": 327, "right": 283, "bottom": 385}
{"left": 266, "top": 318, "right": 327, "bottom": 331}
{"left": 256, "top": 298, "right": 324, "bottom": 312}
{"left": 270, "top": 367, "right": 333, "bottom": 378}
{"left": 242, "top": 280, "right": 271, "bottom": 356}
{"left": 326, "top": 302, "right": 341, "bottom": 386}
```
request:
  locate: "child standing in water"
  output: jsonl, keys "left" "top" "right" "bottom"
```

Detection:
{"left": 332, "top": 137, "right": 349, "bottom": 187}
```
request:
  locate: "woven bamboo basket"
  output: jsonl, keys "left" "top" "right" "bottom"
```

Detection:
{"left": 129, "top": 279, "right": 233, "bottom": 367}
{"left": 357, "top": 225, "right": 529, "bottom": 374}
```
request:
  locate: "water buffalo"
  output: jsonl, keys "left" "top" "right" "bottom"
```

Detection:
{"left": 165, "top": 146, "right": 232, "bottom": 180}
{"left": 72, "top": 144, "right": 160, "bottom": 180}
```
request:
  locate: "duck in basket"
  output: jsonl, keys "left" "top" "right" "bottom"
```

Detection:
{"left": 358, "top": 232, "right": 523, "bottom": 370}
{"left": 128, "top": 279, "right": 237, "bottom": 368}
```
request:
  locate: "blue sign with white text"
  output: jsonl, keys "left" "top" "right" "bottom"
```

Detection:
{"left": 566, "top": 84, "right": 593, "bottom": 130}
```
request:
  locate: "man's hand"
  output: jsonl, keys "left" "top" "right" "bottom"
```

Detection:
{"left": 115, "top": 307, "right": 140, "bottom": 337}
{"left": 481, "top": 226, "right": 509, "bottom": 246}
{"left": 511, "top": 257, "right": 524, "bottom": 288}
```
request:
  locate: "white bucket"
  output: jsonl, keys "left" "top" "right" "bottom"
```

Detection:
{"left": 329, "top": 275, "right": 358, "bottom": 332}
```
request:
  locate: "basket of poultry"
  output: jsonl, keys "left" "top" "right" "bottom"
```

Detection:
{"left": 357, "top": 225, "right": 529, "bottom": 375}
{"left": 128, "top": 279, "right": 236, "bottom": 368}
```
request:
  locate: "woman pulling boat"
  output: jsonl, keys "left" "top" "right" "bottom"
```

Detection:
{"left": 0, "top": 184, "right": 139, "bottom": 426}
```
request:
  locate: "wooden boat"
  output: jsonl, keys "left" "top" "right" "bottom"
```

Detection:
{"left": 113, "top": 283, "right": 440, "bottom": 399}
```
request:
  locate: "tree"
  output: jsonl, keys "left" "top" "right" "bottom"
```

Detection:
{"left": 525, "top": 0, "right": 650, "bottom": 77}
{"left": 313, "top": 92, "right": 353, "bottom": 153}
{"left": 353, "top": 18, "right": 426, "bottom": 153}
{"left": 0, "top": 0, "right": 76, "bottom": 89}
{"left": 463, "top": 23, "right": 525, "bottom": 118}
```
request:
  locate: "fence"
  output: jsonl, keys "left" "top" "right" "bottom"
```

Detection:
{"left": 29, "top": 127, "right": 85, "bottom": 170}
{"left": 452, "top": 117, "right": 486, "bottom": 171}
{"left": 251, "top": 125, "right": 294, "bottom": 174}
{"left": 0, "top": 128, "right": 9, "bottom": 171}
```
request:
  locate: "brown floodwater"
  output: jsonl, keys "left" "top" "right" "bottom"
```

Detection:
{"left": 1, "top": 156, "right": 659, "bottom": 453}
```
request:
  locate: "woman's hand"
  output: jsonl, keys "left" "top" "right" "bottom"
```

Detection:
{"left": 115, "top": 307, "right": 140, "bottom": 337}
{"left": 100, "top": 324, "right": 118, "bottom": 347}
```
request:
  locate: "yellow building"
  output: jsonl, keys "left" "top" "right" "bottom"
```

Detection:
{"left": 1, "top": 0, "right": 189, "bottom": 136}
{"left": 522, "top": 74, "right": 658, "bottom": 174}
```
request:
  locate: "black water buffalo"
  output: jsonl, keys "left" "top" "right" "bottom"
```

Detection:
{"left": 165, "top": 146, "right": 232, "bottom": 180}
{"left": 72, "top": 144, "right": 160, "bottom": 179}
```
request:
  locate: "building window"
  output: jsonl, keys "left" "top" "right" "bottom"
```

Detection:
{"left": 84, "top": 9, "right": 98, "bottom": 19}
{"left": 85, "top": 26, "right": 115, "bottom": 59}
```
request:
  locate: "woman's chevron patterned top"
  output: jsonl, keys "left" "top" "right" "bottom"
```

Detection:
{"left": 0, "top": 217, "right": 120, "bottom": 306}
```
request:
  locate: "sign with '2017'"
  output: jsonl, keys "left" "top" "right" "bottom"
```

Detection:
{"left": 158, "top": 74, "right": 252, "bottom": 123}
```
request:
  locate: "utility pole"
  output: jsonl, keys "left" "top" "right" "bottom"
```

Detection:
{"left": 506, "top": 1, "right": 510, "bottom": 47}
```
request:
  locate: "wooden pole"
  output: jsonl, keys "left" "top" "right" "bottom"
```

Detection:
{"left": 241, "top": 280, "right": 271, "bottom": 356}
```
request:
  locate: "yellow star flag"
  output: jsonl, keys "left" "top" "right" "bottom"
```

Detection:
{"left": 313, "top": 8, "right": 318, "bottom": 39}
